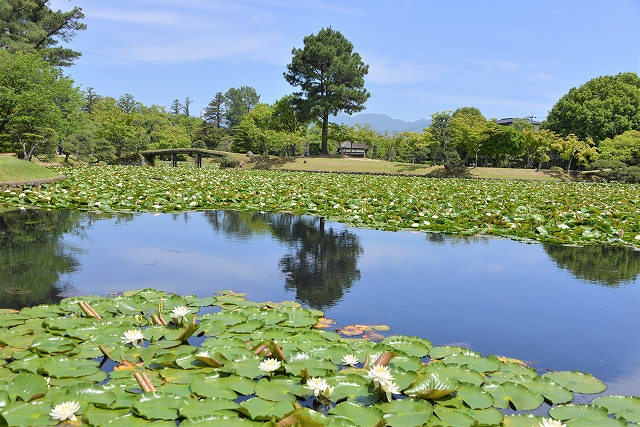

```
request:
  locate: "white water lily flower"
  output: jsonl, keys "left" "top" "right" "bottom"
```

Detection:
{"left": 367, "top": 364, "right": 394, "bottom": 386}
{"left": 50, "top": 400, "right": 80, "bottom": 421}
{"left": 381, "top": 381, "right": 400, "bottom": 402}
{"left": 121, "top": 329, "right": 145, "bottom": 346}
{"left": 305, "top": 377, "right": 333, "bottom": 398}
{"left": 539, "top": 418, "right": 566, "bottom": 427}
{"left": 259, "top": 358, "right": 281, "bottom": 373}
{"left": 171, "top": 305, "right": 191, "bottom": 321}
{"left": 341, "top": 354, "right": 359, "bottom": 366}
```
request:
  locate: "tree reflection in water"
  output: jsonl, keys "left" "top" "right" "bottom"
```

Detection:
{"left": 203, "top": 211, "right": 363, "bottom": 309}
{"left": 0, "top": 209, "right": 81, "bottom": 308}
{"left": 543, "top": 243, "right": 640, "bottom": 287}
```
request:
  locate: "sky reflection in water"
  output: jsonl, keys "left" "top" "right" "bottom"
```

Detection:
{"left": 1, "top": 209, "right": 638, "bottom": 397}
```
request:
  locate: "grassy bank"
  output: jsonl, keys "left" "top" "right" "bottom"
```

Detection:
{"left": 228, "top": 153, "right": 575, "bottom": 181}
{"left": 0, "top": 155, "right": 64, "bottom": 185}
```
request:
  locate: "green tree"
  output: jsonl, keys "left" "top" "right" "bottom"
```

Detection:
{"left": 82, "top": 87, "right": 101, "bottom": 114}
{"left": 483, "top": 123, "right": 524, "bottom": 167}
{"left": 91, "top": 97, "right": 147, "bottom": 158}
{"left": 450, "top": 110, "right": 488, "bottom": 167}
{"left": 284, "top": 27, "right": 370, "bottom": 155}
{"left": 597, "top": 130, "right": 640, "bottom": 166}
{"left": 0, "top": 0, "right": 86, "bottom": 67}
{"left": 429, "top": 111, "right": 454, "bottom": 165}
{"left": 170, "top": 99, "right": 182, "bottom": 116}
{"left": 224, "top": 86, "right": 260, "bottom": 130}
{"left": 543, "top": 72, "right": 640, "bottom": 143}
{"left": 0, "top": 51, "right": 82, "bottom": 160}
{"left": 521, "top": 128, "right": 556, "bottom": 169}
{"left": 553, "top": 134, "right": 597, "bottom": 173}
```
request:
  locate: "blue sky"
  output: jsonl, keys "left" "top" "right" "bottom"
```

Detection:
{"left": 50, "top": 0, "right": 639, "bottom": 122}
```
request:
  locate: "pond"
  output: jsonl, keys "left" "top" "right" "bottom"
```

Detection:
{"left": 1, "top": 208, "right": 638, "bottom": 399}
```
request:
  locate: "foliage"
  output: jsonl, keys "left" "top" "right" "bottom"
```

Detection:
{"left": 589, "top": 159, "right": 640, "bottom": 183}
{"left": 429, "top": 111, "right": 455, "bottom": 166}
{"left": 225, "top": 86, "right": 260, "bottom": 130}
{"left": 1, "top": 166, "right": 638, "bottom": 247}
{"left": 552, "top": 134, "right": 597, "bottom": 173}
{"left": 285, "top": 27, "right": 370, "bottom": 154}
{"left": 521, "top": 129, "right": 556, "bottom": 169}
{"left": 483, "top": 123, "right": 524, "bottom": 167}
{"left": 597, "top": 130, "right": 640, "bottom": 166}
{"left": 543, "top": 72, "right": 640, "bottom": 143}
{"left": 0, "top": 51, "right": 83, "bottom": 160}
{"left": 0, "top": 0, "right": 86, "bottom": 67}
{"left": 0, "top": 288, "right": 635, "bottom": 426}
{"left": 450, "top": 111, "right": 488, "bottom": 166}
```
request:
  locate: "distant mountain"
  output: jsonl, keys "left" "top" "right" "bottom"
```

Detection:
{"left": 333, "top": 113, "right": 431, "bottom": 134}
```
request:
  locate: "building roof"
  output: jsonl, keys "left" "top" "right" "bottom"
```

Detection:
{"left": 496, "top": 117, "right": 542, "bottom": 126}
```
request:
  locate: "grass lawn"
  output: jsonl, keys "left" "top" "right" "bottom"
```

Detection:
{"left": 227, "top": 153, "right": 574, "bottom": 181}
{"left": 0, "top": 155, "right": 64, "bottom": 185}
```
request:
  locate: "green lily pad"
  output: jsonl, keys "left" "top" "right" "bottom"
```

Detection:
{"left": 238, "top": 397, "right": 292, "bottom": 421}
{"left": 38, "top": 356, "right": 100, "bottom": 378}
{"left": 381, "top": 335, "right": 432, "bottom": 358}
{"left": 541, "top": 371, "right": 607, "bottom": 394}
{"left": 328, "top": 373, "right": 371, "bottom": 402}
{"left": 7, "top": 372, "right": 48, "bottom": 402}
{"left": 501, "top": 414, "right": 545, "bottom": 427}
{"left": 329, "top": 401, "right": 384, "bottom": 426}
{"left": 377, "top": 398, "right": 433, "bottom": 426}
{"left": 424, "top": 363, "right": 486, "bottom": 386}
{"left": 592, "top": 395, "right": 640, "bottom": 423}
{"left": 180, "top": 415, "right": 263, "bottom": 426}
{"left": 82, "top": 405, "right": 130, "bottom": 426}
{"left": 132, "top": 392, "right": 185, "bottom": 421}
{"left": 405, "top": 373, "right": 458, "bottom": 400}
{"left": 456, "top": 382, "right": 494, "bottom": 409}
{"left": 178, "top": 398, "right": 240, "bottom": 418}
{"left": 432, "top": 407, "right": 476, "bottom": 427}
{"left": 483, "top": 381, "right": 543, "bottom": 410}
{"left": 284, "top": 352, "right": 338, "bottom": 377}
{"left": 520, "top": 375, "right": 573, "bottom": 404}
{"left": 1, "top": 401, "right": 55, "bottom": 427}
{"left": 254, "top": 377, "right": 303, "bottom": 402}
{"left": 64, "top": 384, "right": 117, "bottom": 407}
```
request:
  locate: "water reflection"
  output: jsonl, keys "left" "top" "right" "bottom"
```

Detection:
{"left": 203, "top": 211, "right": 362, "bottom": 309}
{"left": 0, "top": 209, "right": 80, "bottom": 308}
{"left": 0, "top": 208, "right": 638, "bottom": 395}
{"left": 543, "top": 243, "right": 640, "bottom": 286}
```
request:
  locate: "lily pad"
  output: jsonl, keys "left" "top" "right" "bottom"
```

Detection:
{"left": 329, "top": 401, "right": 384, "bottom": 426}
{"left": 7, "top": 372, "right": 48, "bottom": 402}
{"left": 38, "top": 356, "right": 100, "bottom": 378}
{"left": 132, "top": 392, "right": 185, "bottom": 421}
{"left": 377, "top": 398, "right": 433, "bottom": 426}
{"left": 541, "top": 371, "right": 607, "bottom": 394}
{"left": 178, "top": 398, "right": 240, "bottom": 418}
{"left": 238, "top": 397, "right": 292, "bottom": 421}
{"left": 592, "top": 395, "right": 640, "bottom": 423}
{"left": 483, "top": 381, "right": 544, "bottom": 410}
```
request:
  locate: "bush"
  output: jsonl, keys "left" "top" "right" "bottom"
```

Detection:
{"left": 589, "top": 159, "right": 640, "bottom": 182}
{"left": 219, "top": 155, "right": 241, "bottom": 169}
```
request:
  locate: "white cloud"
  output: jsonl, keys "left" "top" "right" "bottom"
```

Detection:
{"left": 364, "top": 55, "right": 444, "bottom": 84}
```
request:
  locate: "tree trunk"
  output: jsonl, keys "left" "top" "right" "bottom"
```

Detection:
{"left": 321, "top": 113, "right": 329, "bottom": 154}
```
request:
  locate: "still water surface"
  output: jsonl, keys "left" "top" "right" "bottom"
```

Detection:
{"left": 1, "top": 209, "right": 639, "bottom": 397}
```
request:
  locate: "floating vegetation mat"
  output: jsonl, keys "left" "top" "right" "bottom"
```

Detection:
{"left": 0, "top": 289, "right": 638, "bottom": 426}
{"left": 1, "top": 166, "right": 639, "bottom": 247}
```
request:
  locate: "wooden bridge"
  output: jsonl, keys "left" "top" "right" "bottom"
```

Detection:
{"left": 140, "top": 148, "right": 225, "bottom": 168}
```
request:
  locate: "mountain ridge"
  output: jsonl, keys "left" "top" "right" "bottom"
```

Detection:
{"left": 333, "top": 113, "right": 431, "bottom": 133}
